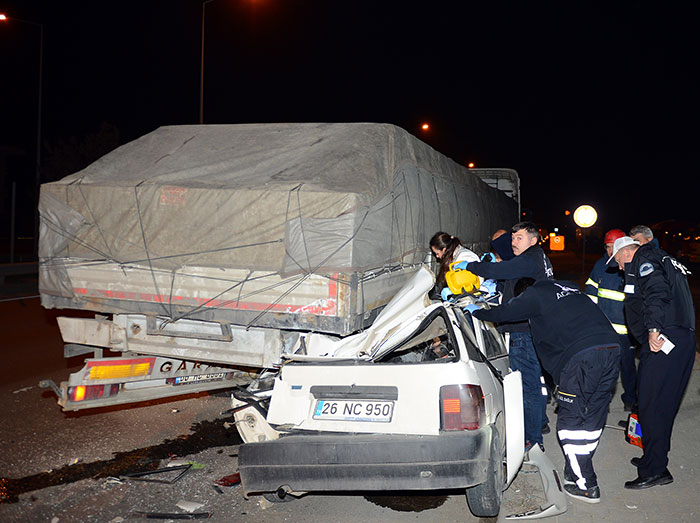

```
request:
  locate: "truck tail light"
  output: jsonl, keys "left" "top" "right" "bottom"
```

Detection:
{"left": 86, "top": 357, "right": 154, "bottom": 380}
{"left": 68, "top": 384, "right": 120, "bottom": 402}
{"left": 440, "top": 384, "right": 485, "bottom": 431}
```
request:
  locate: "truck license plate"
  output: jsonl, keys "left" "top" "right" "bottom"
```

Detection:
{"left": 313, "top": 400, "right": 394, "bottom": 422}
{"left": 174, "top": 372, "right": 227, "bottom": 385}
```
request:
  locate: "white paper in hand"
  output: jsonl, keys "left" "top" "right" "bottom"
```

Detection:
{"left": 658, "top": 333, "right": 675, "bottom": 354}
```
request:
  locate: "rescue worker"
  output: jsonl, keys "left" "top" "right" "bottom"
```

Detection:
{"left": 489, "top": 226, "right": 552, "bottom": 434}
{"left": 467, "top": 278, "right": 621, "bottom": 504}
{"left": 459, "top": 221, "right": 554, "bottom": 450}
{"left": 490, "top": 229, "right": 514, "bottom": 262}
{"left": 611, "top": 236, "right": 696, "bottom": 489}
{"left": 629, "top": 224, "right": 658, "bottom": 248}
{"left": 429, "top": 232, "right": 479, "bottom": 299}
{"left": 585, "top": 228, "right": 637, "bottom": 411}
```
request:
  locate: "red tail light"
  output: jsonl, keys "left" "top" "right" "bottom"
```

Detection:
{"left": 440, "top": 384, "right": 485, "bottom": 431}
{"left": 68, "top": 384, "right": 119, "bottom": 402}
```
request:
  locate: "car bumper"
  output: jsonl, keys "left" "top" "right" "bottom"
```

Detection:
{"left": 238, "top": 427, "right": 494, "bottom": 494}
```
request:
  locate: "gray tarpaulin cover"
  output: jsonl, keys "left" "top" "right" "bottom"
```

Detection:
{"left": 39, "top": 123, "right": 518, "bottom": 318}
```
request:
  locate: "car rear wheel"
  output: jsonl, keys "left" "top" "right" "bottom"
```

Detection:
{"left": 465, "top": 428, "right": 504, "bottom": 518}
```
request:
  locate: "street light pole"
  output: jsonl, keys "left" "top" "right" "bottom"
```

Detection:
{"left": 0, "top": 14, "right": 44, "bottom": 256}
{"left": 200, "top": 0, "right": 217, "bottom": 124}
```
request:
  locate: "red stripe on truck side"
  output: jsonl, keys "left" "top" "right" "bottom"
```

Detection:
{"left": 73, "top": 288, "right": 338, "bottom": 315}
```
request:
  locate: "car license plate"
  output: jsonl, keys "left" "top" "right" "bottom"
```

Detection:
{"left": 313, "top": 399, "right": 394, "bottom": 422}
{"left": 174, "top": 372, "right": 226, "bottom": 385}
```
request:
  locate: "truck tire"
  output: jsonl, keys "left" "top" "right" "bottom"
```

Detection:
{"left": 465, "top": 429, "right": 504, "bottom": 518}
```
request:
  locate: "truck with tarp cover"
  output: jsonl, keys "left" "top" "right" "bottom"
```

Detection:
{"left": 37, "top": 122, "right": 519, "bottom": 410}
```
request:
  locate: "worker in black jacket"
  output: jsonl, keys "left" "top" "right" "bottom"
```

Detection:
{"left": 611, "top": 236, "right": 696, "bottom": 490}
{"left": 468, "top": 278, "right": 620, "bottom": 504}
{"left": 460, "top": 222, "right": 554, "bottom": 450}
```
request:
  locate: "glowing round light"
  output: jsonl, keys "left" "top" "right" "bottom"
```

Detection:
{"left": 421, "top": 123, "right": 429, "bottom": 131}
{"left": 467, "top": 162, "right": 475, "bottom": 168}
{"left": 573, "top": 205, "right": 597, "bottom": 228}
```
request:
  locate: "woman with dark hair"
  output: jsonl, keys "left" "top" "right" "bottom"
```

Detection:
{"left": 429, "top": 231, "right": 479, "bottom": 286}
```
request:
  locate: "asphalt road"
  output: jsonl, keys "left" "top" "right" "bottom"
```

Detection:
{"left": 1, "top": 249, "right": 698, "bottom": 522}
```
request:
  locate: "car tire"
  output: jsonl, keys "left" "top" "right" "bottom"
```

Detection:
{"left": 465, "top": 428, "right": 504, "bottom": 518}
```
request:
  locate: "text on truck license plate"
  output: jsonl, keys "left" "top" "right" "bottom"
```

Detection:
{"left": 313, "top": 400, "right": 394, "bottom": 422}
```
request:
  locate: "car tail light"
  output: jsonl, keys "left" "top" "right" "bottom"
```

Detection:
{"left": 68, "top": 384, "right": 119, "bottom": 402}
{"left": 440, "top": 384, "right": 485, "bottom": 431}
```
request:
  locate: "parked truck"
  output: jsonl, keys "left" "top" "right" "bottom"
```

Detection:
{"left": 38, "top": 123, "right": 519, "bottom": 413}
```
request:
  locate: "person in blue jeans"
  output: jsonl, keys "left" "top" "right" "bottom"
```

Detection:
{"left": 461, "top": 222, "right": 554, "bottom": 449}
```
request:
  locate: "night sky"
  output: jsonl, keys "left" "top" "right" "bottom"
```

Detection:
{"left": 2, "top": 1, "right": 698, "bottom": 238}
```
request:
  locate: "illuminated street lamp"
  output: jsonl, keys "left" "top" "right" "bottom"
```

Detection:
{"left": 467, "top": 162, "right": 475, "bottom": 168}
{"left": 1, "top": 13, "right": 44, "bottom": 256}
{"left": 573, "top": 205, "right": 597, "bottom": 228}
{"left": 421, "top": 123, "right": 430, "bottom": 131}
{"left": 573, "top": 204, "right": 597, "bottom": 274}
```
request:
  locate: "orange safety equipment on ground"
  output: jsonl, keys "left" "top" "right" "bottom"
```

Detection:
{"left": 626, "top": 413, "right": 643, "bottom": 448}
{"left": 604, "top": 229, "right": 626, "bottom": 245}
{"left": 445, "top": 261, "right": 480, "bottom": 294}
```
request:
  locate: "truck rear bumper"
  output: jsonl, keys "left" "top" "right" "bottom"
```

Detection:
{"left": 238, "top": 428, "right": 493, "bottom": 494}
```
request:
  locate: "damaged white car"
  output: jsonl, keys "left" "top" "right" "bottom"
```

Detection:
{"left": 233, "top": 266, "right": 525, "bottom": 518}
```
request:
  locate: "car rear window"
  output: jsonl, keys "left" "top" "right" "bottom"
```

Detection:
{"left": 377, "top": 310, "right": 458, "bottom": 364}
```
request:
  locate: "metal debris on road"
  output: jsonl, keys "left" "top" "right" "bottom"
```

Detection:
{"left": 166, "top": 459, "right": 205, "bottom": 470}
{"left": 176, "top": 500, "right": 205, "bottom": 513}
{"left": 121, "top": 464, "right": 192, "bottom": 484}
{"left": 132, "top": 511, "right": 211, "bottom": 519}
{"left": 258, "top": 496, "right": 273, "bottom": 510}
{"left": 12, "top": 386, "right": 34, "bottom": 394}
{"left": 104, "top": 477, "right": 125, "bottom": 485}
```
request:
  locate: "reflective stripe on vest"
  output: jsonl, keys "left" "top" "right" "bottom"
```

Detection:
{"left": 624, "top": 284, "right": 635, "bottom": 294}
{"left": 597, "top": 288, "right": 625, "bottom": 302}
{"left": 611, "top": 322, "right": 628, "bottom": 335}
{"left": 587, "top": 294, "right": 599, "bottom": 304}
{"left": 585, "top": 278, "right": 599, "bottom": 288}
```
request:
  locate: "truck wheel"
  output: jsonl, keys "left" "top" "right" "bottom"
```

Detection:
{"left": 465, "top": 429, "right": 504, "bottom": 518}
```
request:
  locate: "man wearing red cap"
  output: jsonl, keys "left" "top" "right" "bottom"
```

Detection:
{"left": 585, "top": 229, "right": 637, "bottom": 411}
